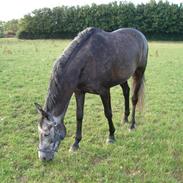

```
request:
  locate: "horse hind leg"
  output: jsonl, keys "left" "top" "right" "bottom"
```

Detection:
{"left": 130, "top": 68, "right": 145, "bottom": 130}
{"left": 120, "top": 81, "right": 130, "bottom": 123}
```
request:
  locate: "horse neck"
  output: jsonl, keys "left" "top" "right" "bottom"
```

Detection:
{"left": 44, "top": 76, "right": 75, "bottom": 120}
{"left": 45, "top": 60, "right": 84, "bottom": 119}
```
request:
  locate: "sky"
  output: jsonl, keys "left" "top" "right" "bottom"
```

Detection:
{"left": 1, "top": 0, "right": 183, "bottom": 21}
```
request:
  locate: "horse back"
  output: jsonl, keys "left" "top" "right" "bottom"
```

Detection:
{"left": 77, "top": 28, "right": 148, "bottom": 93}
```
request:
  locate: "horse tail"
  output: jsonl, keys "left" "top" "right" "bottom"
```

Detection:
{"left": 132, "top": 36, "right": 148, "bottom": 111}
{"left": 132, "top": 46, "right": 148, "bottom": 111}
{"left": 132, "top": 70, "right": 145, "bottom": 111}
{"left": 132, "top": 73, "right": 145, "bottom": 111}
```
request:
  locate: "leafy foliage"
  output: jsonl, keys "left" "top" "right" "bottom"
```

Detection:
{"left": 17, "top": 1, "right": 183, "bottom": 39}
{"left": 3, "top": 19, "right": 19, "bottom": 36}
{"left": 0, "top": 19, "right": 19, "bottom": 38}
{"left": 0, "top": 21, "right": 5, "bottom": 38}
{"left": 4, "top": 19, "right": 18, "bottom": 33}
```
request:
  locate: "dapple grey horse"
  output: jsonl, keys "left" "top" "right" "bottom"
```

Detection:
{"left": 35, "top": 27, "right": 148, "bottom": 161}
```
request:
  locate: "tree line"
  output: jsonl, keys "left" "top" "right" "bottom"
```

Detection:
{"left": 0, "top": 20, "right": 19, "bottom": 38}
{"left": 1, "top": 1, "right": 183, "bottom": 40}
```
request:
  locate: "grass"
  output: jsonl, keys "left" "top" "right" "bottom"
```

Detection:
{"left": 0, "top": 38, "right": 183, "bottom": 183}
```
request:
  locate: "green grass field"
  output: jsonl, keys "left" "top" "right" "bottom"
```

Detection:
{"left": 0, "top": 38, "right": 183, "bottom": 183}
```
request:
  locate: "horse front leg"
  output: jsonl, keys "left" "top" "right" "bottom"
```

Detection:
{"left": 69, "top": 91, "right": 85, "bottom": 152}
{"left": 100, "top": 89, "right": 115, "bottom": 144}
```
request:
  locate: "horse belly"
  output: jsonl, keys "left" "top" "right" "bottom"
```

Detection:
{"left": 101, "top": 66, "right": 134, "bottom": 87}
{"left": 77, "top": 81, "right": 103, "bottom": 94}
{"left": 78, "top": 65, "right": 133, "bottom": 94}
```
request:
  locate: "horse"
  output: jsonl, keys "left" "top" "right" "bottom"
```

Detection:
{"left": 35, "top": 27, "right": 148, "bottom": 161}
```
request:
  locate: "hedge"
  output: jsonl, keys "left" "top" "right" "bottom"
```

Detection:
{"left": 17, "top": 1, "right": 183, "bottom": 40}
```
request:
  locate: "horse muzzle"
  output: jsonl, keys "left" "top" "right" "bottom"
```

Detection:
{"left": 38, "top": 150, "right": 54, "bottom": 161}
{"left": 38, "top": 140, "right": 61, "bottom": 161}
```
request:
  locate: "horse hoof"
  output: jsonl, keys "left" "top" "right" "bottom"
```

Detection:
{"left": 129, "top": 125, "right": 136, "bottom": 132}
{"left": 69, "top": 145, "right": 79, "bottom": 152}
{"left": 106, "top": 136, "right": 115, "bottom": 144}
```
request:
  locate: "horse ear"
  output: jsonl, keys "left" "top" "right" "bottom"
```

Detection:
{"left": 34, "top": 103, "right": 48, "bottom": 118}
{"left": 34, "top": 102, "right": 43, "bottom": 113}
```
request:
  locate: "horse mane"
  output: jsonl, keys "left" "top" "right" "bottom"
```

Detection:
{"left": 45, "top": 27, "right": 98, "bottom": 112}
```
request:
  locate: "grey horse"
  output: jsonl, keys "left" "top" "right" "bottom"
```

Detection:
{"left": 35, "top": 27, "right": 148, "bottom": 161}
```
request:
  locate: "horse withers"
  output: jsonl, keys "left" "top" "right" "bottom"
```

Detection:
{"left": 35, "top": 27, "right": 148, "bottom": 161}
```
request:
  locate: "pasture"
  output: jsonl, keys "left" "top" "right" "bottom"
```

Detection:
{"left": 0, "top": 38, "right": 183, "bottom": 182}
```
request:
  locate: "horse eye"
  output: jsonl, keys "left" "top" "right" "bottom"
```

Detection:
{"left": 43, "top": 133, "right": 49, "bottom": 137}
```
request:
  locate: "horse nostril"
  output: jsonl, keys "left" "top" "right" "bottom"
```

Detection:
{"left": 42, "top": 157, "right": 47, "bottom": 161}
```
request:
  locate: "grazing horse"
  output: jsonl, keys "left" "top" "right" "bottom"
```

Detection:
{"left": 35, "top": 27, "right": 148, "bottom": 161}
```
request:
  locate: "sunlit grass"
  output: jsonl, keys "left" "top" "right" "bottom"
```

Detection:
{"left": 0, "top": 38, "right": 183, "bottom": 182}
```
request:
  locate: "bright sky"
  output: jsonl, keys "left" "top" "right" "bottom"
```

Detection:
{"left": 1, "top": 0, "right": 183, "bottom": 21}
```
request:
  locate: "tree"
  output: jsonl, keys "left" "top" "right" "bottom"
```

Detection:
{"left": 0, "top": 21, "right": 4, "bottom": 38}
{"left": 4, "top": 19, "right": 19, "bottom": 35}
{"left": 17, "top": 2, "right": 183, "bottom": 40}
